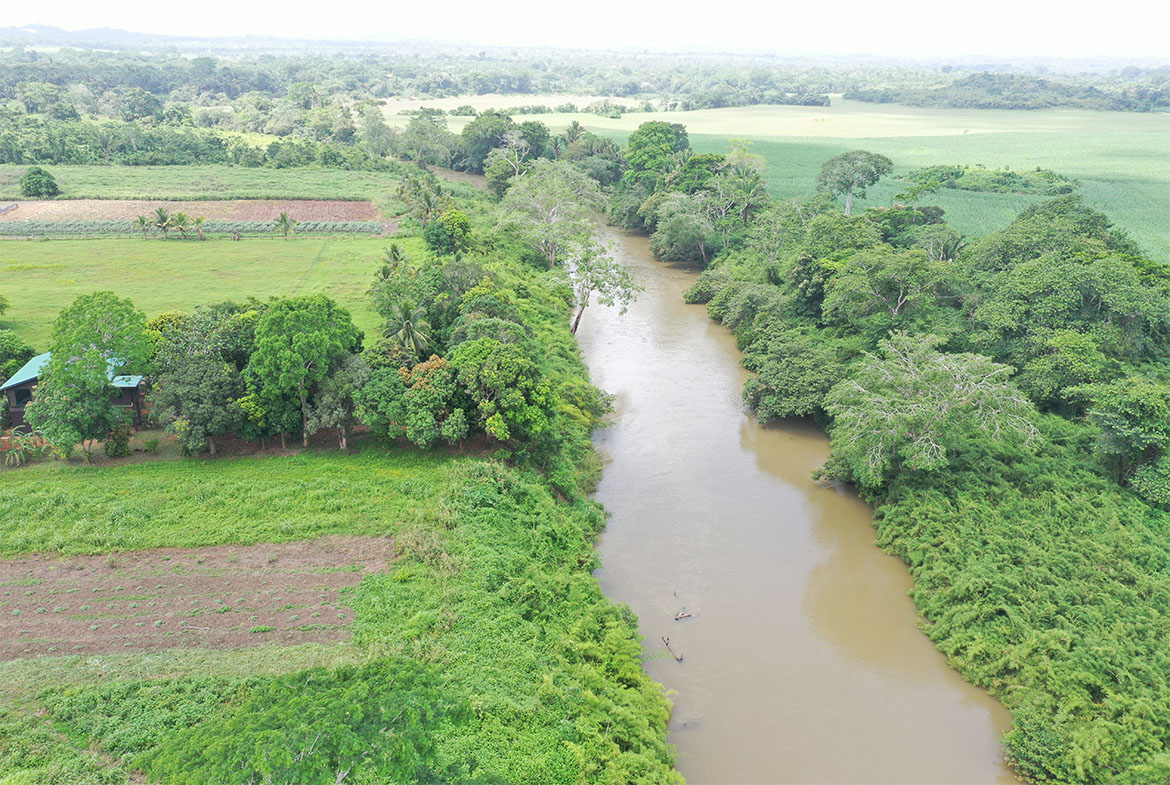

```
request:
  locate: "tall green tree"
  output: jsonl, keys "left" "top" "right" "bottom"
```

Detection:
{"left": 248, "top": 295, "right": 361, "bottom": 448}
{"left": 816, "top": 150, "right": 894, "bottom": 216}
{"left": 50, "top": 291, "right": 150, "bottom": 376}
{"left": 822, "top": 333, "right": 1039, "bottom": 490}
{"left": 457, "top": 109, "right": 515, "bottom": 173}
{"left": 622, "top": 121, "right": 689, "bottom": 186}
{"left": 384, "top": 301, "right": 433, "bottom": 360}
{"left": 24, "top": 348, "right": 125, "bottom": 460}
{"left": 152, "top": 354, "right": 244, "bottom": 456}
{"left": 563, "top": 243, "right": 640, "bottom": 334}
{"left": 449, "top": 338, "right": 554, "bottom": 443}
{"left": 498, "top": 159, "right": 605, "bottom": 268}
{"left": 306, "top": 353, "right": 370, "bottom": 450}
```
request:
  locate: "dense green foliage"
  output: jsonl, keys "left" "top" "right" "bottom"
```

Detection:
{"left": 904, "top": 164, "right": 1078, "bottom": 196}
{"left": 18, "top": 165, "right": 58, "bottom": 196}
{"left": 846, "top": 72, "right": 1170, "bottom": 112}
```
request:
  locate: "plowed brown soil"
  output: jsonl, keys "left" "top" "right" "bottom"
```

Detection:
{"left": 0, "top": 199, "right": 378, "bottom": 222}
{"left": 0, "top": 536, "right": 394, "bottom": 660}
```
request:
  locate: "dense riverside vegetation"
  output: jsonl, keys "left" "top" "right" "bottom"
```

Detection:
{"left": 0, "top": 177, "right": 679, "bottom": 782}
{"left": 586, "top": 116, "right": 1170, "bottom": 781}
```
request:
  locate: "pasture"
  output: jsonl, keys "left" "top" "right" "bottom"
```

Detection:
{"left": 0, "top": 235, "right": 408, "bottom": 348}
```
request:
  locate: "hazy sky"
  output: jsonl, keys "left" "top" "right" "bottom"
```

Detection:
{"left": 8, "top": 0, "right": 1170, "bottom": 59}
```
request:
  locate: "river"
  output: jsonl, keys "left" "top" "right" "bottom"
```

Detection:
{"left": 575, "top": 230, "right": 1018, "bottom": 784}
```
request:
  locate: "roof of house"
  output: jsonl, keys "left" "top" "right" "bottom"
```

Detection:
{"left": 0, "top": 352, "right": 144, "bottom": 392}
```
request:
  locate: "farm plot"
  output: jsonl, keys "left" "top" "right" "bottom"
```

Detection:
{"left": 0, "top": 199, "right": 380, "bottom": 222}
{"left": 0, "top": 535, "right": 395, "bottom": 660}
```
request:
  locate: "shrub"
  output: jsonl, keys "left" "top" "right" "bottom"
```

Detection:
{"left": 19, "top": 166, "right": 60, "bottom": 198}
{"left": 104, "top": 424, "right": 132, "bottom": 458}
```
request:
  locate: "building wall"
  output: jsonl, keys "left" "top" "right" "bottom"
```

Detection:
{"left": 4, "top": 381, "right": 144, "bottom": 431}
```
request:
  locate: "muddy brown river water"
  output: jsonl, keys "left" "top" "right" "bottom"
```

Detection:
{"left": 575, "top": 230, "right": 1019, "bottom": 785}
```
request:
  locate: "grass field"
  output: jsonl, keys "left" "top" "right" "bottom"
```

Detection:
{"left": 0, "top": 235, "right": 412, "bottom": 348}
{"left": 0, "top": 165, "right": 409, "bottom": 216}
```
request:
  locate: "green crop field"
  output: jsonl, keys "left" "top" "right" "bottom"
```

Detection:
{"left": 0, "top": 236, "right": 407, "bottom": 349}
{"left": 410, "top": 98, "right": 1167, "bottom": 261}
{"left": 0, "top": 165, "right": 409, "bottom": 216}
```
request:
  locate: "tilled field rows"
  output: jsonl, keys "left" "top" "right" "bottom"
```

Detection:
{"left": 0, "top": 199, "right": 380, "bottom": 222}
{"left": 0, "top": 536, "right": 395, "bottom": 659}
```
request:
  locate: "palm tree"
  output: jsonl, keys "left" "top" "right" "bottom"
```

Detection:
{"left": 274, "top": 212, "right": 297, "bottom": 238}
{"left": 381, "top": 243, "right": 406, "bottom": 264}
{"left": 152, "top": 207, "right": 172, "bottom": 239}
{"left": 132, "top": 214, "right": 150, "bottom": 239}
{"left": 172, "top": 211, "right": 191, "bottom": 239}
{"left": 384, "top": 301, "right": 432, "bottom": 360}
{"left": 193, "top": 216, "right": 207, "bottom": 240}
{"left": 562, "top": 120, "right": 585, "bottom": 144}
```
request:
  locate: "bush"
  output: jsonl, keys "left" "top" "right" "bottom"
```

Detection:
{"left": 103, "top": 424, "right": 132, "bottom": 458}
{"left": 19, "top": 166, "right": 59, "bottom": 198}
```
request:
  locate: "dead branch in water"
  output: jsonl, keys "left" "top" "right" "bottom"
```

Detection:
{"left": 661, "top": 636, "right": 684, "bottom": 662}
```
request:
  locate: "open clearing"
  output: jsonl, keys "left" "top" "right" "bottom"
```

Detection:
{"left": 0, "top": 535, "right": 394, "bottom": 660}
{"left": 0, "top": 235, "right": 409, "bottom": 347}
{"left": 0, "top": 199, "right": 379, "bottom": 222}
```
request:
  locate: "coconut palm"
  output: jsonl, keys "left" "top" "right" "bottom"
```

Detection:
{"left": 172, "top": 211, "right": 191, "bottom": 239}
{"left": 381, "top": 243, "right": 406, "bottom": 264}
{"left": 274, "top": 212, "right": 297, "bottom": 238}
{"left": 193, "top": 216, "right": 207, "bottom": 241}
{"left": 133, "top": 214, "right": 150, "bottom": 239}
{"left": 152, "top": 207, "right": 173, "bottom": 239}
{"left": 384, "top": 301, "right": 432, "bottom": 359}
{"left": 562, "top": 120, "right": 586, "bottom": 144}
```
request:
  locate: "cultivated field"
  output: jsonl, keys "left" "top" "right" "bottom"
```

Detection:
{"left": 0, "top": 165, "right": 411, "bottom": 216}
{"left": 0, "top": 199, "right": 380, "bottom": 222}
{"left": 0, "top": 235, "right": 413, "bottom": 348}
{"left": 0, "top": 536, "right": 393, "bottom": 659}
{"left": 408, "top": 97, "right": 1169, "bottom": 261}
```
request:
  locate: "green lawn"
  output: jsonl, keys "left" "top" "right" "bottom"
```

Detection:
{"left": 0, "top": 235, "right": 416, "bottom": 349}
{"left": 0, "top": 165, "right": 409, "bottom": 216}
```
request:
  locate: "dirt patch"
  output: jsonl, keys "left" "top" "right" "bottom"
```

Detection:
{"left": 0, "top": 199, "right": 379, "bottom": 222}
{"left": 0, "top": 536, "right": 394, "bottom": 660}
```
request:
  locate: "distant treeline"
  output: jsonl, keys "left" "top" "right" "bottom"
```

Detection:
{"left": 847, "top": 72, "right": 1170, "bottom": 111}
{"left": 0, "top": 110, "right": 399, "bottom": 170}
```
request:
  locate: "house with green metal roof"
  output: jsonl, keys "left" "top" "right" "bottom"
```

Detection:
{"left": 1, "top": 352, "right": 146, "bottom": 430}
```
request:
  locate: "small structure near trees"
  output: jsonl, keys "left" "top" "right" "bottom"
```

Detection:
{"left": 1, "top": 352, "right": 145, "bottom": 430}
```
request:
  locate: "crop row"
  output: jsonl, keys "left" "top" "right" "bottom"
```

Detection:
{"left": 0, "top": 220, "right": 385, "bottom": 237}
